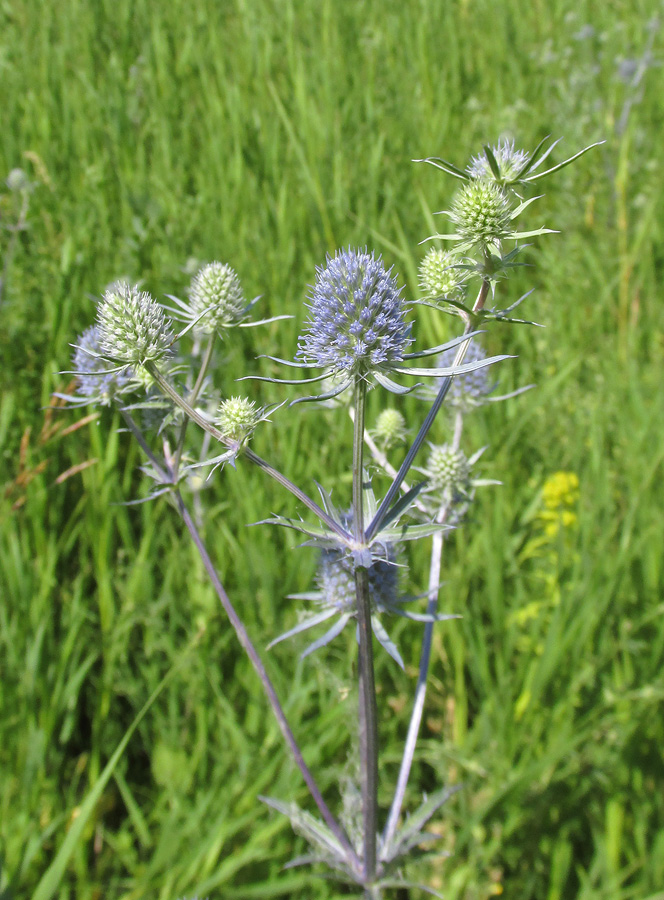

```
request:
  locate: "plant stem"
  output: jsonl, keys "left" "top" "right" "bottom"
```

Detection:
{"left": 172, "top": 332, "right": 216, "bottom": 477}
{"left": 174, "top": 488, "right": 362, "bottom": 877}
{"left": 383, "top": 404, "right": 465, "bottom": 845}
{"left": 366, "top": 278, "right": 490, "bottom": 543}
{"left": 352, "top": 376, "right": 379, "bottom": 881}
{"left": 145, "top": 363, "right": 350, "bottom": 543}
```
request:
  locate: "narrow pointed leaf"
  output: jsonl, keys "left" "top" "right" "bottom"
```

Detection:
{"left": 509, "top": 194, "right": 544, "bottom": 219}
{"left": 380, "top": 481, "right": 427, "bottom": 530}
{"left": 394, "top": 353, "right": 512, "bottom": 378}
{"left": 403, "top": 330, "right": 485, "bottom": 359}
{"left": 239, "top": 314, "right": 293, "bottom": 327}
{"left": 301, "top": 614, "right": 352, "bottom": 658}
{"left": 289, "top": 378, "right": 352, "bottom": 404}
{"left": 414, "top": 155, "right": 469, "bottom": 179}
{"left": 523, "top": 140, "right": 605, "bottom": 182}
{"left": 483, "top": 145, "right": 502, "bottom": 180}
{"left": 372, "top": 616, "right": 404, "bottom": 669}
{"left": 267, "top": 609, "right": 338, "bottom": 649}
{"left": 372, "top": 371, "right": 416, "bottom": 394}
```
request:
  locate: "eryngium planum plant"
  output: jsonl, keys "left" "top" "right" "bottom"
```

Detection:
{"left": 61, "top": 135, "right": 600, "bottom": 898}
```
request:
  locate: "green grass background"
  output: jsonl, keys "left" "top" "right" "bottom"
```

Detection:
{"left": 1, "top": 0, "right": 663, "bottom": 897}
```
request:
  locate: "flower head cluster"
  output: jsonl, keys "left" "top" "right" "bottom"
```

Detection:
{"left": 449, "top": 180, "right": 512, "bottom": 248}
{"left": 297, "top": 248, "right": 411, "bottom": 379}
{"left": 216, "top": 396, "right": 262, "bottom": 443}
{"left": 418, "top": 248, "right": 466, "bottom": 304}
{"left": 188, "top": 262, "right": 247, "bottom": 335}
{"left": 71, "top": 325, "right": 134, "bottom": 406}
{"left": 97, "top": 282, "right": 174, "bottom": 369}
{"left": 467, "top": 138, "right": 529, "bottom": 184}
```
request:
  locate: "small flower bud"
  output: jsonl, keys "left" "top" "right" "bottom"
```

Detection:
{"left": 372, "top": 408, "right": 407, "bottom": 450}
{"left": 216, "top": 396, "right": 260, "bottom": 443}
{"left": 418, "top": 248, "right": 465, "bottom": 303}
{"left": 297, "top": 248, "right": 411, "bottom": 377}
{"left": 189, "top": 262, "right": 246, "bottom": 334}
{"left": 424, "top": 444, "right": 470, "bottom": 505}
{"left": 467, "top": 138, "right": 528, "bottom": 183}
{"left": 450, "top": 180, "right": 512, "bottom": 247}
{"left": 97, "top": 282, "right": 174, "bottom": 368}
{"left": 6, "top": 168, "right": 28, "bottom": 192}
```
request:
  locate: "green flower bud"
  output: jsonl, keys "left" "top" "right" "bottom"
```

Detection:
{"left": 418, "top": 248, "right": 465, "bottom": 303}
{"left": 97, "top": 282, "right": 174, "bottom": 369}
{"left": 216, "top": 396, "right": 260, "bottom": 442}
{"left": 372, "top": 408, "right": 407, "bottom": 450}
{"left": 450, "top": 180, "right": 512, "bottom": 247}
{"left": 425, "top": 443, "right": 470, "bottom": 499}
{"left": 189, "top": 262, "right": 246, "bottom": 334}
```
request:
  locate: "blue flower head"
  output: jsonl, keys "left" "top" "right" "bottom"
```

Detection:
{"left": 71, "top": 325, "right": 134, "bottom": 406}
{"left": 297, "top": 248, "right": 411, "bottom": 380}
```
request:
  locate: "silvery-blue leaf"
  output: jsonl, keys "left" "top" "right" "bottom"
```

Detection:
{"left": 301, "top": 614, "right": 352, "bottom": 659}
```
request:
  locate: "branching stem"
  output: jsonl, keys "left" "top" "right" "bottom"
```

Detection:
{"left": 174, "top": 488, "right": 362, "bottom": 877}
{"left": 145, "top": 362, "right": 350, "bottom": 543}
{"left": 366, "top": 277, "right": 490, "bottom": 543}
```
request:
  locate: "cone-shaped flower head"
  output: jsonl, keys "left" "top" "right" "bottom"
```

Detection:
{"left": 372, "top": 408, "right": 407, "bottom": 450}
{"left": 437, "top": 339, "right": 494, "bottom": 408}
{"left": 188, "top": 262, "right": 246, "bottom": 334}
{"left": 419, "top": 248, "right": 466, "bottom": 303}
{"left": 297, "top": 248, "right": 411, "bottom": 378}
{"left": 97, "top": 282, "right": 174, "bottom": 368}
{"left": 423, "top": 443, "right": 471, "bottom": 510}
{"left": 450, "top": 180, "right": 512, "bottom": 247}
{"left": 72, "top": 325, "right": 133, "bottom": 406}
{"left": 216, "top": 396, "right": 261, "bottom": 443}
{"left": 467, "top": 138, "right": 529, "bottom": 183}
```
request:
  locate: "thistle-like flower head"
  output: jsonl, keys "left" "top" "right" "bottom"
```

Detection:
{"left": 317, "top": 540, "right": 399, "bottom": 616}
{"left": 71, "top": 325, "right": 134, "bottom": 406}
{"left": 418, "top": 443, "right": 475, "bottom": 522}
{"left": 467, "top": 138, "right": 529, "bottom": 183}
{"left": 216, "top": 396, "right": 261, "bottom": 443}
{"left": 297, "top": 248, "right": 411, "bottom": 379}
{"left": 372, "top": 408, "right": 408, "bottom": 450}
{"left": 188, "top": 262, "right": 247, "bottom": 334}
{"left": 449, "top": 180, "right": 512, "bottom": 249}
{"left": 425, "top": 444, "right": 470, "bottom": 497}
{"left": 418, "top": 248, "right": 466, "bottom": 304}
{"left": 97, "top": 282, "right": 174, "bottom": 368}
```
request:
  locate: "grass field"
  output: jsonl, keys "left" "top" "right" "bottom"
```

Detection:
{"left": 1, "top": 0, "right": 664, "bottom": 897}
